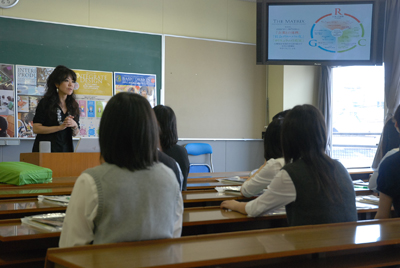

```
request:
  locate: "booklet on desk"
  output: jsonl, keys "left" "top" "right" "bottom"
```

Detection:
{"left": 356, "top": 195, "right": 379, "bottom": 206}
{"left": 217, "top": 176, "right": 246, "bottom": 184}
{"left": 21, "top": 213, "right": 65, "bottom": 232}
{"left": 352, "top": 179, "right": 369, "bottom": 186}
{"left": 38, "top": 195, "right": 70, "bottom": 206}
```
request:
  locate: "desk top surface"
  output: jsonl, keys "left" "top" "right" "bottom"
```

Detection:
{"left": 45, "top": 218, "right": 400, "bottom": 268}
{"left": 0, "top": 199, "right": 379, "bottom": 243}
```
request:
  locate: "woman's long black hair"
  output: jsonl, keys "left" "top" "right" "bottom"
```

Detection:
{"left": 282, "top": 105, "right": 342, "bottom": 202}
{"left": 43, "top": 65, "right": 79, "bottom": 118}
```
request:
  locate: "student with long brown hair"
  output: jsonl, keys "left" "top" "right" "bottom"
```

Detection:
{"left": 221, "top": 104, "right": 357, "bottom": 226}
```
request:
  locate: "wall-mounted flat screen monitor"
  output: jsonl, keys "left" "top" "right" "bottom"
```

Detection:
{"left": 256, "top": 0, "right": 386, "bottom": 66}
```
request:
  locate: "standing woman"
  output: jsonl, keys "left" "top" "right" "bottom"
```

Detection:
{"left": 221, "top": 105, "right": 357, "bottom": 226}
{"left": 153, "top": 105, "right": 190, "bottom": 190}
{"left": 32, "top": 65, "right": 79, "bottom": 152}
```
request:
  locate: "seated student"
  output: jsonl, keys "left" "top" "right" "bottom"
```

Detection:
{"left": 158, "top": 150, "right": 184, "bottom": 190}
{"left": 221, "top": 105, "right": 357, "bottom": 226}
{"left": 0, "top": 116, "right": 9, "bottom": 137}
{"left": 59, "top": 92, "right": 183, "bottom": 247}
{"left": 375, "top": 106, "right": 400, "bottom": 219}
{"left": 369, "top": 105, "right": 400, "bottom": 192}
{"left": 153, "top": 105, "right": 189, "bottom": 190}
{"left": 241, "top": 118, "right": 285, "bottom": 197}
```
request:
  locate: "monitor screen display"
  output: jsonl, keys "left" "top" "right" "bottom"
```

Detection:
{"left": 257, "top": 0, "right": 386, "bottom": 66}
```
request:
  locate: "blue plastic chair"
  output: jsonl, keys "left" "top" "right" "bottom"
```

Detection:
{"left": 184, "top": 143, "right": 214, "bottom": 173}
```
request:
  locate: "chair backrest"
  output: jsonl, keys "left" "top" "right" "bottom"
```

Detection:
{"left": 184, "top": 143, "right": 214, "bottom": 173}
{"left": 184, "top": 143, "right": 213, "bottom": 155}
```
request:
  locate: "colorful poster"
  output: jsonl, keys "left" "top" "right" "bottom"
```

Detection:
{"left": 114, "top": 72, "right": 157, "bottom": 107}
{"left": 73, "top": 69, "right": 113, "bottom": 138}
{"left": 73, "top": 70, "right": 113, "bottom": 96}
{"left": 78, "top": 100, "right": 86, "bottom": 118}
{"left": 15, "top": 65, "right": 53, "bottom": 138}
{"left": 0, "top": 64, "right": 14, "bottom": 137}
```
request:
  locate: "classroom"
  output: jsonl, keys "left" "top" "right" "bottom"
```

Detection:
{"left": 0, "top": 0, "right": 400, "bottom": 267}
{"left": 0, "top": 0, "right": 317, "bottom": 171}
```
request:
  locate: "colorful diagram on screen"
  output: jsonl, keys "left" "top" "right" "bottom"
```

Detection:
{"left": 310, "top": 10, "right": 366, "bottom": 53}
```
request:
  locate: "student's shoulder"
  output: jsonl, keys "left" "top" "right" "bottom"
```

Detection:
{"left": 380, "top": 151, "right": 400, "bottom": 169}
{"left": 266, "top": 157, "right": 285, "bottom": 167}
{"left": 152, "top": 162, "right": 178, "bottom": 181}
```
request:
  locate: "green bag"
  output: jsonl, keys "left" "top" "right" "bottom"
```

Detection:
{"left": 0, "top": 162, "right": 52, "bottom": 186}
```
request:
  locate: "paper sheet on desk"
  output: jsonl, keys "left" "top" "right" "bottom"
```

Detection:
{"left": 215, "top": 186, "right": 241, "bottom": 193}
{"left": 356, "top": 195, "right": 379, "bottom": 206}
{"left": 352, "top": 179, "right": 369, "bottom": 186}
{"left": 38, "top": 195, "right": 70, "bottom": 206}
{"left": 217, "top": 176, "right": 246, "bottom": 184}
{"left": 21, "top": 213, "right": 65, "bottom": 232}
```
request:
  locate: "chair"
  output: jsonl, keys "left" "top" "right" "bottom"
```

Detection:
{"left": 184, "top": 143, "right": 214, "bottom": 173}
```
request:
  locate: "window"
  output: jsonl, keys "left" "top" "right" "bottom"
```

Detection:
{"left": 331, "top": 66, "right": 384, "bottom": 168}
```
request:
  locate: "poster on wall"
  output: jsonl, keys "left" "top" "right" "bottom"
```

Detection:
{"left": 0, "top": 64, "right": 14, "bottom": 137}
{"left": 15, "top": 65, "right": 54, "bottom": 138}
{"left": 114, "top": 72, "right": 157, "bottom": 107}
{"left": 73, "top": 69, "right": 113, "bottom": 138}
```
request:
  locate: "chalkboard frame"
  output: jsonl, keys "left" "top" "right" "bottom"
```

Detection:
{"left": 0, "top": 16, "right": 162, "bottom": 103}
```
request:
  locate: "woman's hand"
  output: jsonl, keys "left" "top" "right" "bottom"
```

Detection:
{"left": 63, "top": 115, "right": 77, "bottom": 129}
{"left": 63, "top": 115, "right": 79, "bottom": 136}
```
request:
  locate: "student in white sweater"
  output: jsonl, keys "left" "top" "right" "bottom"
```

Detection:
{"left": 241, "top": 118, "right": 285, "bottom": 197}
{"left": 59, "top": 92, "right": 183, "bottom": 247}
{"left": 221, "top": 105, "right": 357, "bottom": 226}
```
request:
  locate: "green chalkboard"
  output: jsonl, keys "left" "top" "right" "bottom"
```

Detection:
{"left": 0, "top": 17, "right": 162, "bottom": 103}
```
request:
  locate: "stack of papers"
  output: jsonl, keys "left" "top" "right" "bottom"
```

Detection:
{"left": 356, "top": 195, "right": 379, "bottom": 206}
{"left": 215, "top": 186, "right": 241, "bottom": 193}
{"left": 216, "top": 176, "right": 246, "bottom": 184}
{"left": 352, "top": 180, "right": 369, "bottom": 186}
{"left": 21, "top": 213, "right": 65, "bottom": 232}
{"left": 38, "top": 195, "right": 70, "bottom": 206}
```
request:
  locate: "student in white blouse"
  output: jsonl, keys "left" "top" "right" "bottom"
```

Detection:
{"left": 241, "top": 117, "right": 285, "bottom": 197}
{"left": 59, "top": 92, "right": 183, "bottom": 247}
{"left": 221, "top": 105, "right": 357, "bottom": 226}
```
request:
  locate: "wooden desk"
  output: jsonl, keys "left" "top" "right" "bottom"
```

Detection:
{"left": 182, "top": 190, "right": 251, "bottom": 207}
{"left": 186, "top": 181, "right": 243, "bottom": 190}
{"left": 0, "top": 198, "right": 67, "bottom": 220}
{"left": 0, "top": 187, "right": 73, "bottom": 200}
{"left": 0, "top": 202, "right": 380, "bottom": 267}
{"left": 20, "top": 153, "right": 101, "bottom": 177}
{"left": 0, "top": 189, "right": 248, "bottom": 216}
{"left": 45, "top": 218, "right": 400, "bottom": 268}
{"left": 188, "top": 171, "right": 250, "bottom": 179}
{"left": 188, "top": 168, "right": 373, "bottom": 181}
{"left": 0, "top": 177, "right": 78, "bottom": 190}
{"left": 0, "top": 190, "right": 249, "bottom": 215}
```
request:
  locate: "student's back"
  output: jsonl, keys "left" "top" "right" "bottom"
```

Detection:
{"left": 86, "top": 162, "right": 180, "bottom": 244}
{"left": 284, "top": 159, "right": 356, "bottom": 226}
{"left": 221, "top": 105, "right": 357, "bottom": 226}
{"left": 59, "top": 92, "right": 183, "bottom": 247}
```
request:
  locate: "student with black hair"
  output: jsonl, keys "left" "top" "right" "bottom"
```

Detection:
{"left": 32, "top": 65, "right": 80, "bottom": 152}
{"left": 375, "top": 104, "right": 400, "bottom": 219}
{"left": 241, "top": 118, "right": 284, "bottom": 197}
{"left": 60, "top": 92, "right": 183, "bottom": 247}
{"left": 153, "top": 105, "right": 189, "bottom": 190}
{"left": 369, "top": 104, "right": 400, "bottom": 192}
{"left": 0, "top": 116, "right": 9, "bottom": 137}
{"left": 221, "top": 104, "right": 357, "bottom": 226}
